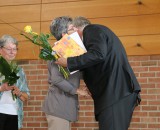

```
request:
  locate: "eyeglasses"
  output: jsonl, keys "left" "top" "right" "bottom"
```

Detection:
{"left": 67, "top": 25, "right": 76, "bottom": 34}
{"left": 2, "top": 46, "right": 18, "bottom": 52}
{"left": 67, "top": 28, "right": 74, "bottom": 34}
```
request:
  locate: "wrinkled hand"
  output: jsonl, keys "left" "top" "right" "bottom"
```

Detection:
{"left": 0, "top": 83, "right": 14, "bottom": 91}
{"left": 81, "top": 85, "right": 92, "bottom": 96}
{"left": 12, "top": 86, "right": 21, "bottom": 96}
{"left": 55, "top": 53, "right": 67, "bottom": 67}
{"left": 76, "top": 88, "right": 90, "bottom": 97}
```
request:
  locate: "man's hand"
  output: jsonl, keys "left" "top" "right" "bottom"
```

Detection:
{"left": 76, "top": 88, "right": 91, "bottom": 98}
{"left": 55, "top": 56, "right": 67, "bottom": 67}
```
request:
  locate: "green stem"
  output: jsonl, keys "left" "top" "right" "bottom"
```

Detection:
{"left": 11, "top": 89, "right": 17, "bottom": 101}
{"left": 58, "top": 65, "right": 69, "bottom": 79}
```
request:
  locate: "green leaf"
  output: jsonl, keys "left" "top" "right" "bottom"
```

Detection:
{"left": 0, "top": 56, "right": 20, "bottom": 86}
{"left": 39, "top": 49, "right": 56, "bottom": 61}
{"left": 0, "top": 56, "right": 12, "bottom": 77}
{"left": 7, "top": 72, "right": 20, "bottom": 85}
{"left": 46, "top": 33, "right": 51, "bottom": 38}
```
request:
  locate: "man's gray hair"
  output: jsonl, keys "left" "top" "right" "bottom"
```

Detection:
{"left": 73, "top": 16, "right": 91, "bottom": 28}
{"left": 0, "top": 35, "right": 18, "bottom": 47}
{"left": 50, "top": 16, "right": 72, "bottom": 40}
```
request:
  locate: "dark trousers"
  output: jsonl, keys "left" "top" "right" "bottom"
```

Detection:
{"left": 0, "top": 113, "right": 18, "bottom": 130}
{"left": 97, "top": 92, "right": 137, "bottom": 130}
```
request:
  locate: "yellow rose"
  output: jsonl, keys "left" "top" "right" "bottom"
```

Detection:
{"left": 24, "top": 26, "right": 32, "bottom": 33}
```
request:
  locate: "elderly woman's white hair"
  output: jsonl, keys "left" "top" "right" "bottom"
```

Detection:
{"left": 0, "top": 35, "right": 18, "bottom": 47}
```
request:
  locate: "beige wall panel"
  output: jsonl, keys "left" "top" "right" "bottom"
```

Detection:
{"left": 41, "top": 14, "right": 160, "bottom": 37}
{"left": 0, "top": 22, "right": 40, "bottom": 41}
{"left": 42, "top": 0, "right": 93, "bottom": 3}
{"left": 0, "top": 0, "right": 40, "bottom": 6}
{"left": 0, "top": 5, "right": 40, "bottom": 23}
{"left": 16, "top": 41, "right": 39, "bottom": 60}
{"left": 42, "top": 0, "right": 160, "bottom": 6}
{"left": 41, "top": 21, "right": 51, "bottom": 34}
{"left": 91, "top": 14, "right": 160, "bottom": 36}
{"left": 41, "top": 0, "right": 160, "bottom": 21}
{"left": 120, "top": 35, "right": 160, "bottom": 56}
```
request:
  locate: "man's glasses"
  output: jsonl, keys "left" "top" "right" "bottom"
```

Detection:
{"left": 2, "top": 46, "right": 18, "bottom": 53}
{"left": 67, "top": 25, "right": 76, "bottom": 34}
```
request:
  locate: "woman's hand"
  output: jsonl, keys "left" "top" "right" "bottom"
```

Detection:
{"left": 12, "top": 86, "right": 21, "bottom": 96}
{"left": 0, "top": 82, "right": 14, "bottom": 92}
{"left": 76, "top": 87, "right": 91, "bottom": 97}
{"left": 12, "top": 86, "right": 29, "bottom": 102}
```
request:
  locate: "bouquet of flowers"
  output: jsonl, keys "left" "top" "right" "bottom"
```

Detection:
{"left": 0, "top": 56, "right": 20, "bottom": 100}
{"left": 20, "top": 26, "right": 69, "bottom": 79}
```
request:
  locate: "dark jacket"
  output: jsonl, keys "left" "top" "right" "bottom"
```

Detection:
{"left": 67, "top": 24, "right": 141, "bottom": 117}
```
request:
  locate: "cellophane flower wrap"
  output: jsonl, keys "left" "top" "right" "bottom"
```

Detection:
{"left": 0, "top": 56, "right": 20, "bottom": 100}
{"left": 20, "top": 25, "right": 69, "bottom": 79}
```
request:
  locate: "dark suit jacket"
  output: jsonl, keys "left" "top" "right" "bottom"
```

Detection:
{"left": 67, "top": 24, "right": 141, "bottom": 117}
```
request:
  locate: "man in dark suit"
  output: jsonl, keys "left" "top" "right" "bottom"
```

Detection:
{"left": 52, "top": 16, "right": 141, "bottom": 130}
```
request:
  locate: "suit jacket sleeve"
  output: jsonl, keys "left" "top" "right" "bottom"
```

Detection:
{"left": 67, "top": 26, "right": 108, "bottom": 72}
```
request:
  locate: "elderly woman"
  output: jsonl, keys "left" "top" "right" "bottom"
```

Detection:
{"left": 0, "top": 35, "right": 30, "bottom": 130}
{"left": 42, "top": 16, "right": 90, "bottom": 130}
